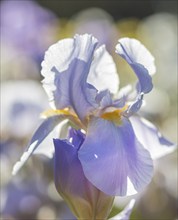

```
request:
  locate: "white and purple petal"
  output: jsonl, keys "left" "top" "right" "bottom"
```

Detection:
{"left": 116, "top": 38, "right": 156, "bottom": 76}
{"left": 88, "top": 45, "right": 119, "bottom": 94}
{"left": 34, "top": 119, "right": 69, "bottom": 157}
{"left": 78, "top": 117, "right": 153, "bottom": 196}
{"left": 116, "top": 38, "right": 155, "bottom": 116}
{"left": 130, "top": 116, "right": 176, "bottom": 159}
{"left": 41, "top": 34, "right": 98, "bottom": 121}
{"left": 116, "top": 38, "right": 153, "bottom": 94}
{"left": 12, "top": 115, "right": 65, "bottom": 175}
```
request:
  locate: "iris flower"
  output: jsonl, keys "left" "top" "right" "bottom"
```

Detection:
{"left": 13, "top": 34, "right": 175, "bottom": 200}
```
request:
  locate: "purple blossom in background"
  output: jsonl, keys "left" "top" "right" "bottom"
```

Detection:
{"left": 1, "top": 80, "right": 48, "bottom": 138}
{"left": 13, "top": 34, "right": 176, "bottom": 219}
{"left": 0, "top": 0, "right": 58, "bottom": 63}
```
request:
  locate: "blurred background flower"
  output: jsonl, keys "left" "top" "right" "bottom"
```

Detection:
{"left": 0, "top": 0, "right": 177, "bottom": 219}
{"left": 72, "top": 8, "right": 119, "bottom": 53}
{"left": 1, "top": 0, "right": 59, "bottom": 80}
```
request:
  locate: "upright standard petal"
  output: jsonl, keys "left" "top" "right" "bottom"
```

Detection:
{"left": 78, "top": 117, "right": 153, "bottom": 196}
{"left": 116, "top": 38, "right": 156, "bottom": 76}
{"left": 116, "top": 38, "right": 153, "bottom": 93}
{"left": 115, "top": 38, "right": 155, "bottom": 116}
{"left": 54, "top": 129, "right": 114, "bottom": 219}
{"left": 130, "top": 116, "right": 176, "bottom": 159}
{"left": 12, "top": 115, "right": 66, "bottom": 175}
{"left": 41, "top": 34, "right": 98, "bottom": 121}
{"left": 88, "top": 45, "right": 119, "bottom": 94}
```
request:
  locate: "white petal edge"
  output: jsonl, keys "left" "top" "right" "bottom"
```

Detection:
{"left": 41, "top": 34, "right": 98, "bottom": 76}
{"left": 41, "top": 34, "right": 98, "bottom": 109}
{"left": 130, "top": 116, "right": 176, "bottom": 159}
{"left": 116, "top": 37, "right": 156, "bottom": 75}
{"left": 12, "top": 115, "right": 64, "bottom": 175}
{"left": 34, "top": 119, "right": 69, "bottom": 157}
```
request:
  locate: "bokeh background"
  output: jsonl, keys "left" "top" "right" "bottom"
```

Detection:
{"left": 0, "top": 0, "right": 177, "bottom": 219}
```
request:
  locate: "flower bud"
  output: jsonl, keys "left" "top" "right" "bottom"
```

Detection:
{"left": 53, "top": 128, "right": 114, "bottom": 219}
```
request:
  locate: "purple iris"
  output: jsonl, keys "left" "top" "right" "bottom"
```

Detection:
{"left": 13, "top": 34, "right": 175, "bottom": 199}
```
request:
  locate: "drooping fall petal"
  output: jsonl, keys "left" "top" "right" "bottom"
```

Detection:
{"left": 78, "top": 117, "right": 153, "bottom": 196}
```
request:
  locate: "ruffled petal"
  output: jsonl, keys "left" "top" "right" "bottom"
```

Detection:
{"left": 110, "top": 199, "right": 135, "bottom": 220}
{"left": 116, "top": 37, "right": 156, "bottom": 76}
{"left": 41, "top": 34, "right": 98, "bottom": 121}
{"left": 12, "top": 115, "right": 65, "bottom": 175}
{"left": 78, "top": 117, "right": 153, "bottom": 196}
{"left": 115, "top": 38, "right": 155, "bottom": 115}
{"left": 88, "top": 45, "right": 119, "bottom": 94}
{"left": 130, "top": 116, "right": 176, "bottom": 159}
{"left": 116, "top": 38, "right": 153, "bottom": 93}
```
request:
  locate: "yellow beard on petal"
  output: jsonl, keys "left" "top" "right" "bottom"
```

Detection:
{"left": 101, "top": 105, "right": 128, "bottom": 126}
{"left": 41, "top": 108, "right": 73, "bottom": 118}
{"left": 40, "top": 108, "right": 86, "bottom": 130}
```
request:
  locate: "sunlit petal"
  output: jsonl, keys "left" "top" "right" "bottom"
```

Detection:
{"left": 130, "top": 116, "right": 176, "bottom": 159}
{"left": 116, "top": 38, "right": 153, "bottom": 94}
{"left": 88, "top": 45, "right": 119, "bottom": 94}
{"left": 34, "top": 119, "right": 69, "bottom": 157}
{"left": 12, "top": 115, "right": 65, "bottom": 175}
{"left": 116, "top": 37, "right": 156, "bottom": 76}
{"left": 78, "top": 117, "right": 153, "bottom": 196}
{"left": 41, "top": 34, "right": 98, "bottom": 121}
{"left": 116, "top": 38, "right": 155, "bottom": 116}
